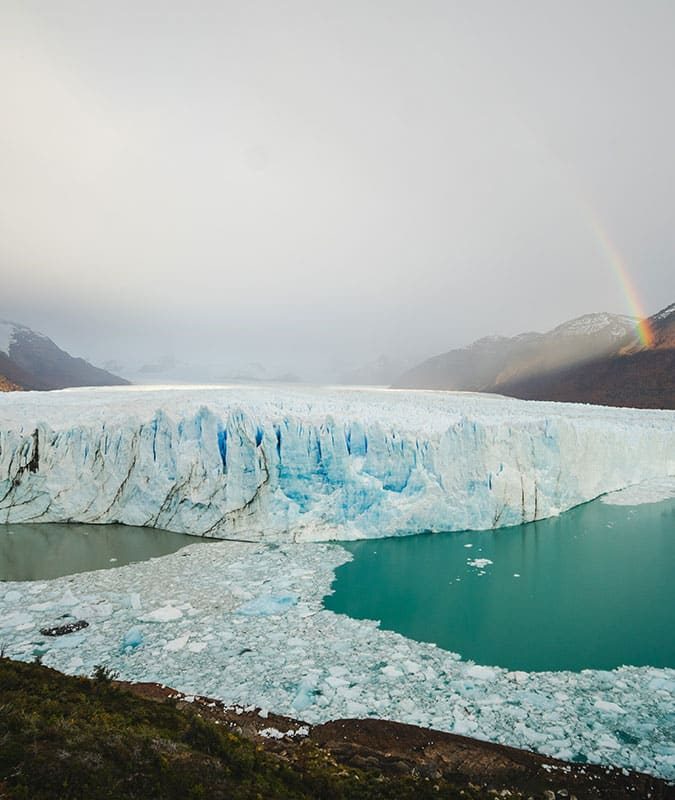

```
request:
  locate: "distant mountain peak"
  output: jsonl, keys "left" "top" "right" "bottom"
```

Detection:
{"left": 0, "top": 318, "right": 50, "bottom": 356}
{"left": 0, "top": 319, "right": 129, "bottom": 392}
{"left": 550, "top": 312, "right": 637, "bottom": 338}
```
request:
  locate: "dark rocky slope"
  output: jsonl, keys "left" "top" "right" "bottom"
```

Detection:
{"left": 0, "top": 319, "right": 129, "bottom": 391}
{"left": 497, "top": 303, "right": 675, "bottom": 409}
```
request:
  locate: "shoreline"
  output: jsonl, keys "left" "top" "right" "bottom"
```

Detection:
{"left": 2, "top": 656, "right": 673, "bottom": 799}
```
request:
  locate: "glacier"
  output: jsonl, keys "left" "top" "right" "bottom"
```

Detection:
{"left": 1, "top": 385, "right": 674, "bottom": 539}
{"left": 2, "top": 385, "right": 675, "bottom": 780}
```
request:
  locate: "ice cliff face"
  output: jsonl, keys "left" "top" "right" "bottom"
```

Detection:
{"left": 1, "top": 386, "right": 674, "bottom": 541}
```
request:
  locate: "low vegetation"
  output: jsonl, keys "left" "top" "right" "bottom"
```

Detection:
{"left": 0, "top": 657, "right": 492, "bottom": 799}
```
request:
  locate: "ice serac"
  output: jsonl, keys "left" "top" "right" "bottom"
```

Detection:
{"left": 0, "top": 386, "right": 674, "bottom": 541}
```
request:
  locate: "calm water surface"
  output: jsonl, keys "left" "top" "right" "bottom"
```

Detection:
{"left": 0, "top": 523, "right": 205, "bottom": 581}
{"left": 325, "top": 498, "right": 675, "bottom": 672}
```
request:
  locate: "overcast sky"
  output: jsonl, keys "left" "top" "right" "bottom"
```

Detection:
{"left": 1, "top": 0, "right": 674, "bottom": 378}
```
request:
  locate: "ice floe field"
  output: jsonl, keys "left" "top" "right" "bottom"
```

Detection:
{"left": 1, "top": 386, "right": 674, "bottom": 780}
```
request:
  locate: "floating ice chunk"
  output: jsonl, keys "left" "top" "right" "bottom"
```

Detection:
{"left": 381, "top": 664, "right": 404, "bottom": 679}
{"left": 28, "top": 602, "right": 53, "bottom": 611}
{"left": 467, "top": 558, "right": 493, "bottom": 569}
{"left": 140, "top": 605, "right": 183, "bottom": 622}
{"left": 236, "top": 593, "right": 298, "bottom": 616}
{"left": 129, "top": 593, "right": 142, "bottom": 610}
{"left": 58, "top": 589, "right": 80, "bottom": 607}
{"left": 596, "top": 734, "right": 621, "bottom": 750}
{"left": 292, "top": 677, "right": 318, "bottom": 711}
{"left": 188, "top": 641, "right": 208, "bottom": 653}
{"left": 2, "top": 611, "right": 33, "bottom": 628}
{"left": 513, "top": 573, "right": 521, "bottom": 578}
{"left": 464, "top": 544, "right": 473, "bottom": 548}
{"left": 466, "top": 665, "right": 499, "bottom": 681}
{"left": 594, "top": 700, "right": 626, "bottom": 714}
{"left": 341, "top": 700, "right": 366, "bottom": 717}
{"left": 4, "top": 590, "right": 21, "bottom": 602}
{"left": 121, "top": 627, "right": 144, "bottom": 651}
{"left": 166, "top": 634, "right": 190, "bottom": 652}
{"left": 43, "top": 632, "right": 88, "bottom": 650}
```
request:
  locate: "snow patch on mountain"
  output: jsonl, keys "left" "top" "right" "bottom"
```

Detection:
{"left": 0, "top": 318, "right": 50, "bottom": 356}
{"left": 653, "top": 303, "right": 675, "bottom": 322}
{"left": 552, "top": 313, "right": 636, "bottom": 338}
{"left": 0, "top": 321, "right": 17, "bottom": 355}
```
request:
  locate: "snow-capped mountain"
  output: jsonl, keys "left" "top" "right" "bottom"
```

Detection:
{"left": 394, "top": 305, "right": 675, "bottom": 409}
{"left": 0, "top": 319, "right": 129, "bottom": 391}
{"left": 393, "top": 312, "right": 639, "bottom": 393}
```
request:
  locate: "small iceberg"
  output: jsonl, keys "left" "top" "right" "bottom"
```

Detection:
{"left": 236, "top": 593, "right": 298, "bottom": 617}
{"left": 121, "top": 626, "right": 144, "bottom": 652}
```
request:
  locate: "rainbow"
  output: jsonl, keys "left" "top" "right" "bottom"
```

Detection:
{"left": 586, "top": 214, "right": 654, "bottom": 347}
{"left": 511, "top": 119, "right": 655, "bottom": 347}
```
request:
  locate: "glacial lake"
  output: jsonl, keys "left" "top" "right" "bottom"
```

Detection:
{"left": 325, "top": 497, "right": 675, "bottom": 672}
{"left": 0, "top": 522, "right": 204, "bottom": 581}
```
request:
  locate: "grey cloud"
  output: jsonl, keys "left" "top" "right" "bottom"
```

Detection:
{"left": 1, "top": 0, "right": 673, "bottom": 378}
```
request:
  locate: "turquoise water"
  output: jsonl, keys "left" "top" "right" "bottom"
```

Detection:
{"left": 325, "top": 498, "right": 675, "bottom": 672}
{"left": 0, "top": 523, "right": 205, "bottom": 581}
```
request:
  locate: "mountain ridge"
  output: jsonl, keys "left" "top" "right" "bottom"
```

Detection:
{"left": 393, "top": 306, "right": 674, "bottom": 409}
{"left": 0, "top": 318, "right": 130, "bottom": 392}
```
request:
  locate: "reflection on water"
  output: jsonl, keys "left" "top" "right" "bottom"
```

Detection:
{"left": 0, "top": 522, "right": 206, "bottom": 581}
{"left": 325, "top": 498, "right": 675, "bottom": 672}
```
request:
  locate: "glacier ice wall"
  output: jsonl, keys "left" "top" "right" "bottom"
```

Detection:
{"left": 1, "top": 386, "right": 674, "bottom": 541}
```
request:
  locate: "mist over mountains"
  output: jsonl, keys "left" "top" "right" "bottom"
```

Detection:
{"left": 1, "top": 304, "right": 673, "bottom": 408}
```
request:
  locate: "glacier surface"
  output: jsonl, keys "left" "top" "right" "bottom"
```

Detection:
{"left": 1, "top": 385, "right": 674, "bottom": 540}
{"left": 0, "top": 540, "right": 674, "bottom": 779}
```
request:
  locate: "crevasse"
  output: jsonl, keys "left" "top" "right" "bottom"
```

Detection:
{"left": 0, "top": 386, "right": 674, "bottom": 540}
